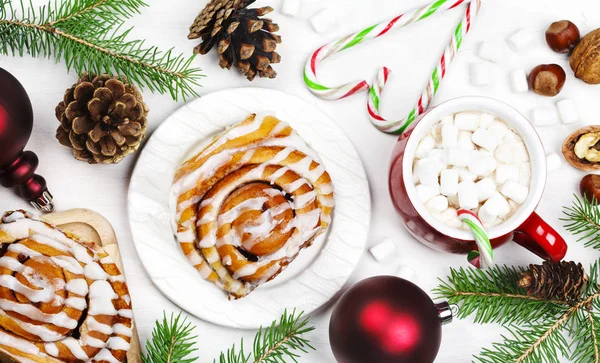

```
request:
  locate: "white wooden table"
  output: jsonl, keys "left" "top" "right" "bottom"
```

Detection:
{"left": 2, "top": 0, "right": 600, "bottom": 361}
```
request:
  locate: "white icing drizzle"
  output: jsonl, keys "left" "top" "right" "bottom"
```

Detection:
{"left": 86, "top": 316, "right": 114, "bottom": 336}
{"left": 113, "top": 324, "right": 132, "bottom": 337}
{"left": 118, "top": 309, "right": 133, "bottom": 318}
{"left": 61, "top": 337, "right": 89, "bottom": 360}
{"left": 66, "top": 279, "right": 89, "bottom": 295}
{"left": 107, "top": 336, "right": 130, "bottom": 351}
{"left": 88, "top": 281, "right": 118, "bottom": 315}
{"left": 93, "top": 348, "right": 120, "bottom": 363}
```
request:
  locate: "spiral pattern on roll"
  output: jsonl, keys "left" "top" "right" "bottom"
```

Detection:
{"left": 172, "top": 114, "right": 335, "bottom": 299}
{"left": 0, "top": 211, "right": 133, "bottom": 363}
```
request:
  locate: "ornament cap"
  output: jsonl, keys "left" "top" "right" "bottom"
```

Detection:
{"left": 30, "top": 190, "right": 54, "bottom": 213}
{"left": 435, "top": 301, "right": 457, "bottom": 325}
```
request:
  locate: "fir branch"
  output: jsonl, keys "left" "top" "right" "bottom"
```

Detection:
{"left": 142, "top": 312, "right": 198, "bottom": 363}
{"left": 0, "top": 0, "right": 202, "bottom": 100}
{"left": 215, "top": 310, "right": 315, "bottom": 363}
{"left": 562, "top": 195, "right": 600, "bottom": 250}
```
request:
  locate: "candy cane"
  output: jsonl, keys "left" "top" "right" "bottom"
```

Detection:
{"left": 368, "top": 0, "right": 481, "bottom": 133}
{"left": 457, "top": 209, "right": 493, "bottom": 269}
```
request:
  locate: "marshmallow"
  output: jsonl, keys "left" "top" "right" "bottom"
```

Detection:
{"left": 429, "top": 149, "right": 448, "bottom": 166}
{"left": 487, "top": 120, "right": 509, "bottom": 139}
{"left": 486, "top": 192, "right": 511, "bottom": 218}
{"left": 503, "top": 130, "right": 519, "bottom": 142}
{"left": 369, "top": 238, "right": 396, "bottom": 262}
{"left": 496, "top": 164, "right": 520, "bottom": 185}
{"left": 442, "top": 124, "right": 459, "bottom": 147}
{"left": 495, "top": 144, "right": 515, "bottom": 164}
{"left": 440, "top": 169, "right": 459, "bottom": 197}
{"left": 454, "top": 113, "right": 480, "bottom": 131}
{"left": 455, "top": 167, "right": 477, "bottom": 182}
{"left": 458, "top": 181, "right": 479, "bottom": 209}
{"left": 472, "top": 127, "right": 500, "bottom": 152}
{"left": 546, "top": 153, "right": 562, "bottom": 172}
{"left": 310, "top": 8, "right": 337, "bottom": 34}
{"left": 439, "top": 207, "right": 458, "bottom": 222}
{"left": 468, "top": 151, "right": 489, "bottom": 176}
{"left": 396, "top": 265, "right": 416, "bottom": 282}
{"left": 478, "top": 202, "right": 498, "bottom": 224}
{"left": 557, "top": 99, "right": 579, "bottom": 124}
{"left": 458, "top": 131, "right": 475, "bottom": 150}
{"left": 531, "top": 107, "right": 559, "bottom": 126}
{"left": 478, "top": 42, "right": 504, "bottom": 63}
{"left": 414, "top": 158, "right": 444, "bottom": 186}
{"left": 447, "top": 148, "right": 471, "bottom": 167}
{"left": 519, "top": 163, "right": 531, "bottom": 186}
{"left": 427, "top": 195, "right": 449, "bottom": 214}
{"left": 513, "top": 142, "right": 530, "bottom": 162}
{"left": 507, "top": 29, "right": 534, "bottom": 52}
{"left": 470, "top": 63, "right": 491, "bottom": 86}
{"left": 476, "top": 178, "right": 496, "bottom": 202}
{"left": 479, "top": 113, "right": 495, "bottom": 128}
{"left": 441, "top": 115, "right": 454, "bottom": 127}
{"left": 510, "top": 69, "right": 529, "bottom": 93}
{"left": 415, "top": 135, "right": 436, "bottom": 159}
{"left": 501, "top": 180, "right": 529, "bottom": 204}
{"left": 416, "top": 184, "right": 440, "bottom": 203}
{"left": 281, "top": 0, "right": 302, "bottom": 17}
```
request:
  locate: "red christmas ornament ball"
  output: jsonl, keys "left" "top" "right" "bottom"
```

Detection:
{"left": 330, "top": 276, "right": 443, "bottom": 363}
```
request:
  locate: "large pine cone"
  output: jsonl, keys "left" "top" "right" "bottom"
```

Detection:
{"left": 189, "top": 0, "right": 281, "bottom": 81}
{"left": 55, "top": 73, "right": 149, "bottom": 164}
{"left": 518, "top": 261, "right": 588, "bottom": 303}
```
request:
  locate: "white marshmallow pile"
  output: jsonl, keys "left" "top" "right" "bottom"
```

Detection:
{"left": 413, "top": 112, "right": 532, "bottom": 229}
{"left": 281, "top": 0, "right": 302, "bottom": 17}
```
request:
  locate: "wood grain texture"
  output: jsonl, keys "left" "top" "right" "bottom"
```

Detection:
{"left": 43, "top": 209, "right": 142, "bottom": 363}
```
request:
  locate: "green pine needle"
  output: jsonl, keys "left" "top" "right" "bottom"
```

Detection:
{"left": 0, "top": 0, "right": 203, "bottom": 101}
{"left": 142, "top": 312, "right": 198, "bottom": 363}
{"left": 562, "top": 195, "right": 600, "bottom": 249}
{"left": 435, "top": 262, "right": 600, "bottom": 362}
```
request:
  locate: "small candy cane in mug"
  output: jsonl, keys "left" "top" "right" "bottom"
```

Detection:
{"left": 457, "top": 209, "right": 493, "bottom": 269}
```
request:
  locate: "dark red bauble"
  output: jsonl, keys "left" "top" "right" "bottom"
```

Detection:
{"left": 330, "top": 276, "right": 449, "bottom": 363}
{"left": 0, "top": 68, "right": 53, "bottom": 211}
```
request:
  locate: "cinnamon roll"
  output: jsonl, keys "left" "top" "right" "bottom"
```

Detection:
{"left": 0, "top": 211, "right": 133, "bottom": 363}
{"left": 172, "top": 113, "right": 335, "bottom": 299}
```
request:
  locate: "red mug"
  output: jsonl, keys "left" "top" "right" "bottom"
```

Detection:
{"left": 389, "top": 97, "right": 567, "bottom": 261}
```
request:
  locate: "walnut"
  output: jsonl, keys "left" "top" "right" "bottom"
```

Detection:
{"left": 563, "top": 126, "right": 600, "bottom": 171}
{"left": 570, "top": 28, "right": 600, "bottom": 84}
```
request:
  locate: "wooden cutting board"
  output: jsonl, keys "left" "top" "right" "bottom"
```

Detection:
{"left": 42, "top": 209, "right": 142, "bottom": 363}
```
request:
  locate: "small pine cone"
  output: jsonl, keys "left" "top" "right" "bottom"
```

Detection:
{"left": 517, "top": 261, "right": 588, "bottom": 303}
{"left": 55, "top": 73, "right": 149, "bottom": 164}
{"left": 189, "top": 0, "right": 282, "bottom": 81}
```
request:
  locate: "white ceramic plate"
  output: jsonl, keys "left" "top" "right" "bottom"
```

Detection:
{"left": 127, "top": 88, "right": 370, "bottom": 328}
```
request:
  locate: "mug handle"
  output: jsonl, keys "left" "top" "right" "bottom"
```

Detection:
{"left": 512, "top": 212, "right": 568, "bottom": 261}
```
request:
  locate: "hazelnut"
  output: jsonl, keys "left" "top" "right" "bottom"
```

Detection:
{"left": 570, "top": 28, "right": 600, "bottom": 84}
{"left": 563, "top": 126, "right": 600, "bottom": 171}
{"left": 580, "top": 174, "right": 600, "bottom": 202}
{"left": 546, "top": 20, "right": 580, "bottom": 53}
{"left": 528, "top": 64, "right": 566, "bottom": 97}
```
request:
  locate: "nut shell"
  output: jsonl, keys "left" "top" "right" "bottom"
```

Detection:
{"left": 528, "top": 64, "right": 566, "bottom": 97}
{"left": 563, "top": 126, "right": 600, "bottom": 171}
{"left": 580, "top": 174, "right": 600, "bottom": 202}
{"left": 570, "top": 28, "right": 600, "bottom": 84}
{"left": 546, "top": 20, "right": 580, "bottom": 53}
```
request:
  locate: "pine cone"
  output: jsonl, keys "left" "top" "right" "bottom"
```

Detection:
{"left": 189, "top": 0, "right": 282, "bottom": 81}
{"left": 518, "top": 261, "right": 588, "bottom": 303}
{"left": 55, "top": 73, "right": 149, "bottom": 164}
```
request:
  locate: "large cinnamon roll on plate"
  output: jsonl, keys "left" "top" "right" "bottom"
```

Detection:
{"left": 172, "top": 113, "right": 334, "bottom": 299}
{"left": 0, "top": 211, "right": 133, "bottom": 363}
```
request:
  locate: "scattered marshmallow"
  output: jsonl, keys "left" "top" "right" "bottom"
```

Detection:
{"left": 458, "top": 131, "right": 475, "bottom": 150}
{"left": 281, "top": 0, "right": 302, "bottom": 17}
{"left": 531, "top": 107, "right": 559, "bottom": 126}
{"left": 427, "top": 195, "right": 449, "bottom": 214}
{"left": 455, "top": 167, "right": 477, "bottom": 182}
{"left": 476, "top": 178, "right": 496, "bottom": 202}
{"left": 470, "top": 63, "right": 491, "bottom": 86}
{"left": 369, "top": 238, "right": 396, "bottom": 262}
{"left": 501, "top": 180, "right": 529, "bottom": 204}
{"left": 510, "top": 69, "right": 529, "bottom": 93}
{"left": 440, "top": 169, "right": 459, "bottom": 197}
{"left": 458, "top": 181, "right": 479, "bottom": 209}
{"left": 416, "top": 184, "right": 440, "bottom": 203}
{"left": 468, "top": 151, "right": 489, "bottom": 176}
{"left": 487, "top": 120, "right": 509, "bottom": 139}
{"left": 478, "top": 42, "right": 504, "bottom": 63}
{"left": 496, "top": 164, "right": 519, "bottom": 184}
{"left": 415, "top": 135, "right": 436, "bottom": 159}
{"left": 519, "top": 163, "right": 531, "bottom": 186}
{"left": 454, "top": 113, "right": 480, "bottom": 131}
{"left": 447, "top": 148, "right": 471, "bottom": 167}
{"left": 478, "top": 202, "right": 498, "bottom": 224}
{"left": 556, "top": 99, "right": 579, "bottom": 124}
{"left": 546, "top": 153, "right": 562, "bottom": 172}
{"left": 486, "top": 192, "right": 511, "bottom": 218}
{"left": 472, "top": 127, "right": 500, "bottom": 152}
{"left": 442, "top": 124, "right": 459, "bottom": 148}
{"left": 507, "top": 29, "right": 534, "bottom": 52}
{"left": 310, "top": 8, "right": 337, "bottom": 34}
{"left": 396, "top": 265, "right": 416, "bottom": 282}
{"left": 480, "top": 113, "right": 495, "bottom": 128}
